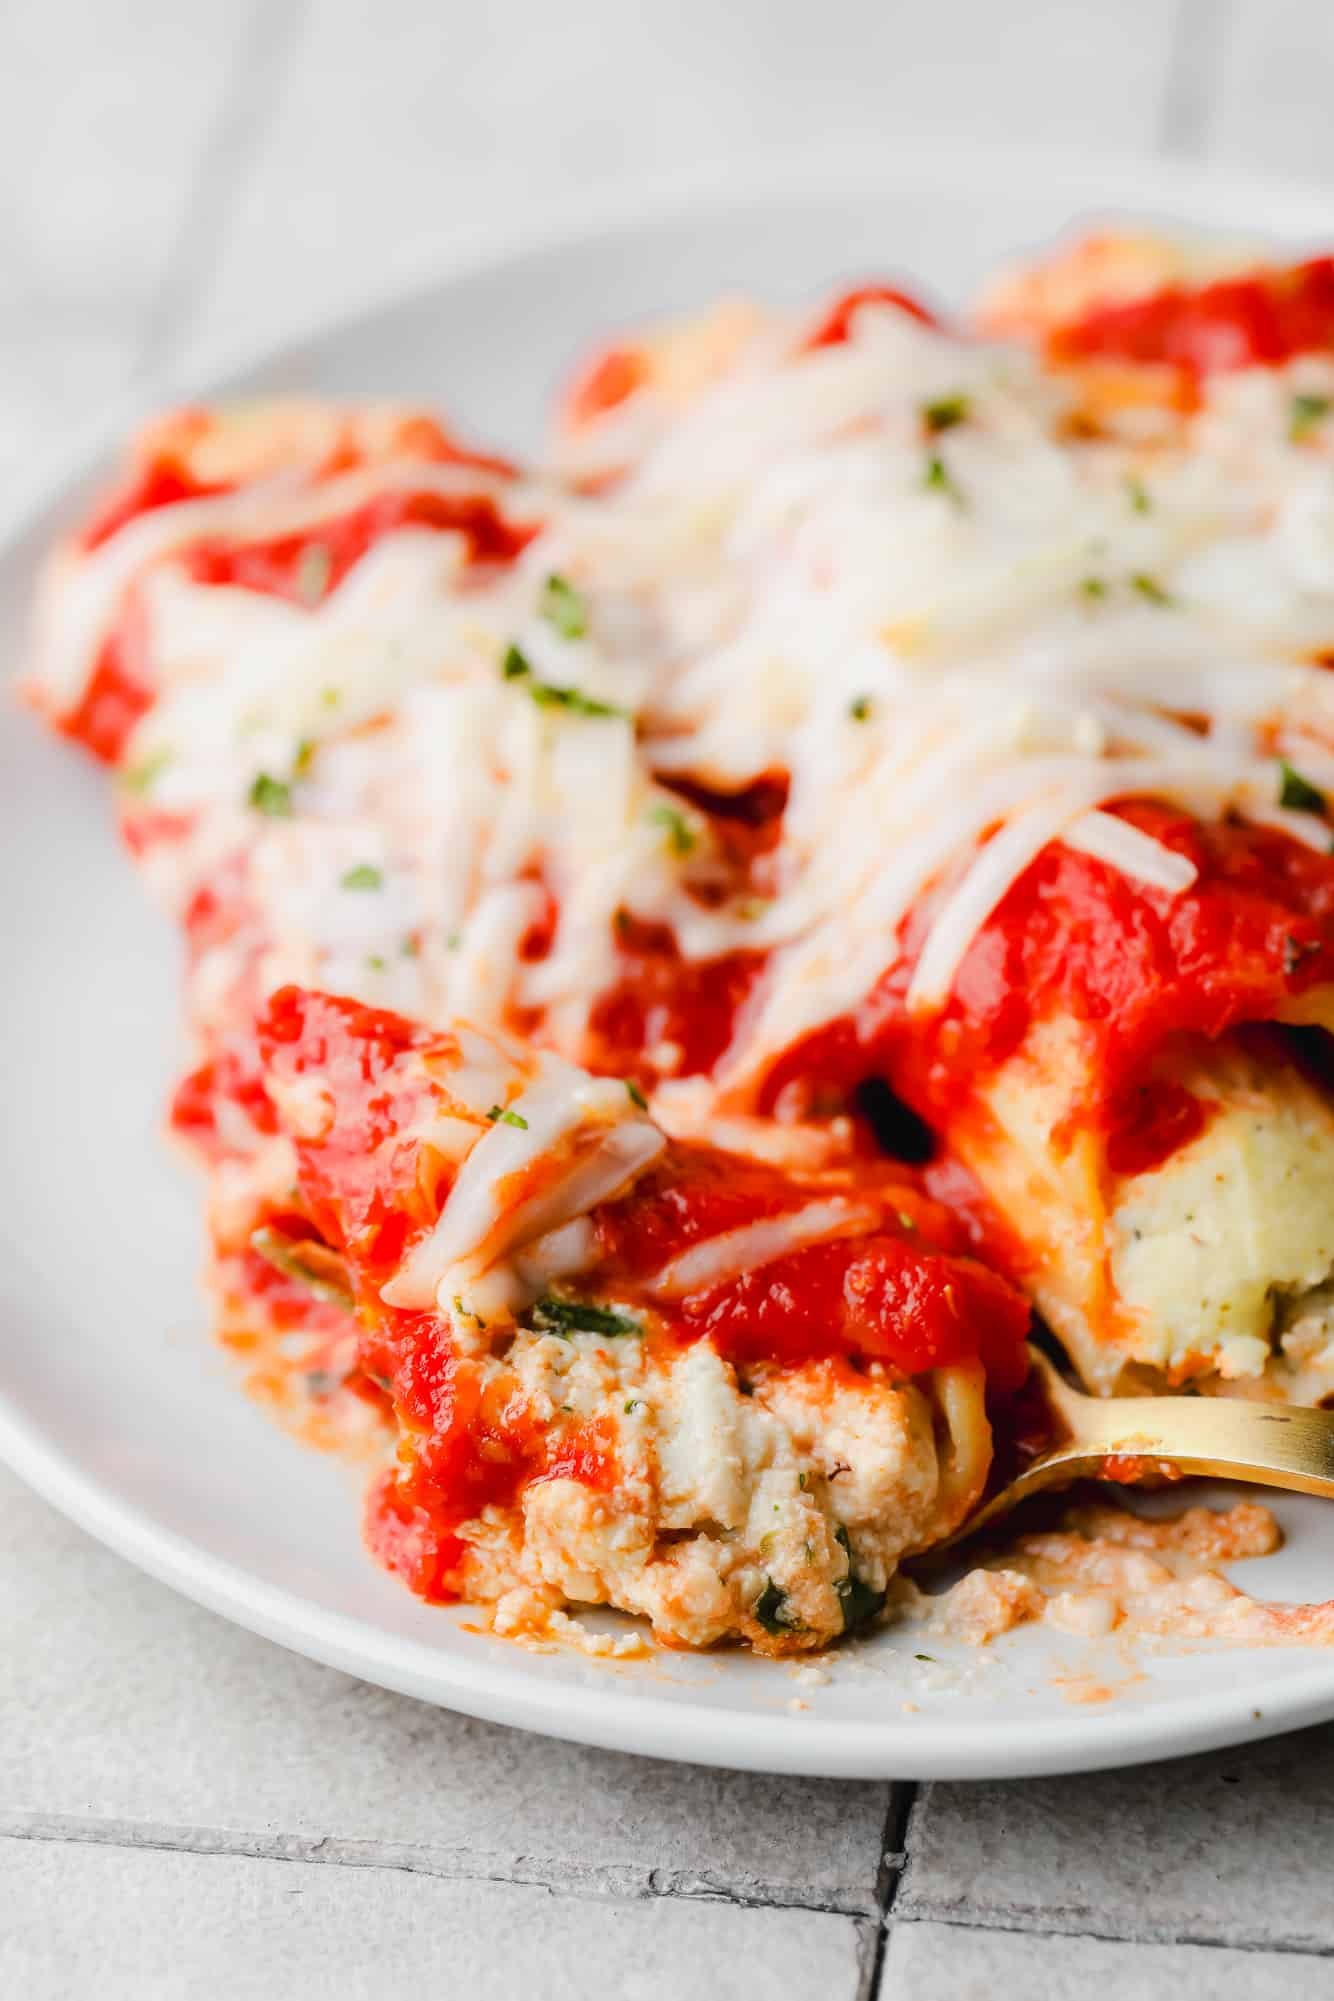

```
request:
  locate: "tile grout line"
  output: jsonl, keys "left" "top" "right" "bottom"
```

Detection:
{"left": 858, "top": 1780, "right": 917, "bottom": 2001}
{"left": 1157, "top": 0, "right": 1236, "bottom": 160}
{"left": 132, "top": 0, "right": 309, "bottom": 384}
{"left": 889, "top": 1901, "right": 1334, "bottom": 1963}
{"left": 10, "top": 1809, "right": 1334, "bottom": 1964}
{"left": 0, "top": 1812, "right": 876, "bottom": 1921}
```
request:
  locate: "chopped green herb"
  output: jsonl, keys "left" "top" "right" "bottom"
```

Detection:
{"left": 1125, "top": 475, "right": 1152, "bottom": 514}
{"left": 1279, "top": 760, "right": 1327, "bottom": 814}
{"left": 445, "top": 929, "right": 462, "bottom": 951}
{"left": 1080, "top": 575, "right": 1108, "bottom": 601}
{"left": 797, "top": 1471, "right": 808, "bottom": 1490}
{"left": 501, "top": 641, "right": 625, "bottom": 717}
{"left": 250, "top": 1227, "right": 353, "bottom": 1311}
{"left": 340, "top": 863, "right": 384, "bottom": 891}
{"left": 896, "top": 1209, "right": 916, "bottom": 1231}
{"left": 365, "top": 954, "right": 387, "bottom": 972}
{"left": 539, "top": 571, "right": 589, "bottom": 640}
{"left": 848, "top": 694, "right": 874, "bottom": 721}
{"left": 1285, "top": 934, "right": 1322, "bottom": 975}
{"left": 754, "top": 1578, "right": 796, "bottom": 1635}
{"left": 922, "top": 392, "right": 970, "bottom": 436}
{"left": 625, "top": 1078, "right": 649, "bottom": 1111}
{"left": 1290, "top": 392, "right": 1332, "bottom": 442}
{"left": 320, "top": 686, "right": 342, "bottom": 710}
{"left": 401, "top": 935, "right": 420, "bottom": 958}
{"left": 624, "top": 1398, "right": 641, "bottom": 1415}
{"left": 293, "top": 738, "right": 316, "bottom": 777}
{"left": 121, "top": 747, "right": 173, "bottom": 796}
{"left": 650, "top": 802, "right": 696, "bottom": 854}
{"left": 923, "top": 451, "right": 965, "bottom": 506}
{"left": 530, "top": 680, "right": 625, "bottom": 719}
{"left": 248, "top": 771, "right": 293, "bottom": 816}
{"left": 1131, "top": 572, "right": 1173, "bottom": 607}
{"left": 487, "top": 1104, "right": 529, "bottom": 1130}
{"left": 834, "top": 1527, "right": 887, "bottom": 1634}
{"left": 914, "top": 1652, "right": 937, "bottom": 1664}
{"left": 296, "top": 542, "right": 332, "bottom": 605}
{"left": 532, "top": 1295, "right": 642, "bottom": 1337}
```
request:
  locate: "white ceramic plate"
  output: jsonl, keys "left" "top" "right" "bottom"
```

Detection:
{"left": 6, "top": 142, "right": 1334, "bottom": 1780}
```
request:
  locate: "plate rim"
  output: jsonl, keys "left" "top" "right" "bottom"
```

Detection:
{"left": 7, "top": 137, "right": 1334, "bottom": 1779}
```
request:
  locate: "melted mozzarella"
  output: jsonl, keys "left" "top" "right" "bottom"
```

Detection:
{"left": 381, "top": 1040, "right": 664, "bottom": 1312}
{"left": 26, "top": 296, "right": 1334, "bottom": 1142}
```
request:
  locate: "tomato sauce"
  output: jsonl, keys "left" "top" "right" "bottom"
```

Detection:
{"left": 1049, "top": 256, "right": 1334, "bottom": 377}
{"left": 181, "top": 489, "right": 537, "bottom": 606}
{"left": 254, "top": 985, "right": 1030, "bottom": 1601}
{"left": 802, "top": 283, "right": 942, "bottom": 351}
{"left": 58, "top": 592, "right": 154, "bottom": 763}
{"left": 79, "top": 454, "right": 231, "bottom": 554}
{"left": 563, "top": 346, "right": 651, "bottom": 427}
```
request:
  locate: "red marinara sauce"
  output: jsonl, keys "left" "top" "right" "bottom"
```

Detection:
{"left": 802, "top": 283, "right": 942, "bottom": 351}
{"left": 255, "top": 986, "right": 1031, "bottom": 1601}
{"left": 1048, "top": 257, "right": 1334, "bottom": 377}
{"left": 759, "top": 799, "right": 1334, "bottom": 1146}
{"left": 180, "top": 489, "right": 537, "bottom": 605}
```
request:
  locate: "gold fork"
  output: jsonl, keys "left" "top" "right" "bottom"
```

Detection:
{"left": 940, "top": 1346, "right": 1334, "bottom": 1550}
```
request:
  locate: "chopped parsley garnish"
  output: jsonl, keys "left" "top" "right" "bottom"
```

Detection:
{"left": 340, "top": 863, "right": 383, "bottom": 891}
{"left": 914, "top": 1652, "right": 937, "bottom": 1664}
{"left": 1279, "top": 760, "right": 1327, "bottom": 814}
{"left": 650, "top": 802, "right": 696, "bottom": 854}
{"left": 1125, "top": 475, "right": 1152, "bottom": 514}
{"left": 1080, "top": 576, "right": 1108, "bottom": 601}
{"left": 532, "top": 1296, "right": 641, "bottom": 1337}
{"left": 624, "top": 1398, "right": 641, "bottom": 1415}
{"left": 501, "top": 643, "right": 625, "bottom": 718}
{"left": 834, "top": 1526, "right": 887, "bottom": 1634}
{"left": 1131, "top": 572, "right": 1173, "bottom": 607}
{"left": 538, "top": 572, "right": 589, "bottom": 640}
{"left": 486, "top": 1104, "right": 529, "bottom": 1129}
{"left": 625, "top": 1078, "right": 649, "bottom": 1111}
{"left": 293, "top": 738, "right": 316, "bottom": 777}
{"left": 445, "top": 929, "right": 462, "bottom": 951}
{"left": 296, "top": 542, "right": 333, "bottom": 605}
{"left": 250, "top": 1227, "right": 352, "bottom": 1312}
{"left": 922, "top": 451, "right": 965, "bottom": 506}
{"left": 320, "top": 686, "right": 342, "bottom": 710}
{"left": 401, "top": 935, "right": 420, "bottom": 957}
{"left": 754, "top": 1578, "right": 796, "bottom": 1635}
{"left": 248, "top": 771, "right": 293, "bottom": 817}
{"left": 922, "top": 393, "right": 970, "bottom": 435}
{"left": 364, "top": 954, "right": 387, "bottom": 972}
{"left": 121, "top": 747, "right": 173, "bottom": 796}
{"left": 1290, "top": 392, "right": 1332, "bottom": 442}
{"left": 1284, "top": 934, "right": 1322, "bottom": 976}
{"left": 848, "top": 694, "right": 874, "bottom": 721}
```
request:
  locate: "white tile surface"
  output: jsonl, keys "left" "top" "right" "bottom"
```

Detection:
{"left": 898, "top": 1728, "right": 1334, "bottom": 1952}
{"left": 883, "top": 1921, "right": 1334, "bottom": 2001}
{"left": 0, "top": 1837, "right": 865, "bottom": 2001}
{"left": 0, "top": 1470, "right": 891, "bottom": 1914}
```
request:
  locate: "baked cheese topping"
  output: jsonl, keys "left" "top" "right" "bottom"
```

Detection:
{"left": 29, "top": 275, "right": 1334, "bottom": 1116}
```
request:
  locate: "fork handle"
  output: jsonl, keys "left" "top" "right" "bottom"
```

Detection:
{"left": 1055, "top": 1392, "right": 1334, "bottom": 1500}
